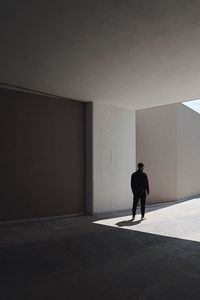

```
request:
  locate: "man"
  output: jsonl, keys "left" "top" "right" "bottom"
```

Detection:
{"left": 131, "top": 162, "right": 149, "bottom": 221}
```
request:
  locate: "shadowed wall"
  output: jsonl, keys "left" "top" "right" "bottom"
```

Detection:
{"left": 0, "top": 88, "right": 85, "bottom": 221}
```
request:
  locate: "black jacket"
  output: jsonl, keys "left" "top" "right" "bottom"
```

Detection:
{"left": 131, "top": 170, "right": 149, "bottom": 194}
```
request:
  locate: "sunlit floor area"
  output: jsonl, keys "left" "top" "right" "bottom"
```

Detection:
{"left": 94, "top": 198, "right": 200, "bottom": 242}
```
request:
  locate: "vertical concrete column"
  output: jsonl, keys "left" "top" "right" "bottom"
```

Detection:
{"left": 91, "top": 102, "right": 136, "bottom": 214}
{"left": 85, "top": 102, "right": 94, "bottom": 215}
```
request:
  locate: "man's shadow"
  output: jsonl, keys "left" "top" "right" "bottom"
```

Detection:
{"left": 116, "top": 219, "right": 141, "bottom": 227}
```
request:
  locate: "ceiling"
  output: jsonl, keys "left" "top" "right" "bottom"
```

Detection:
{"left": 1, "top": 0, "right": 200, "bottom": 109}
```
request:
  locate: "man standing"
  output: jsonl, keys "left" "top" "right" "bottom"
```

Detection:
{"left": 131, "top": 163, "right": 149, "bottom": 221}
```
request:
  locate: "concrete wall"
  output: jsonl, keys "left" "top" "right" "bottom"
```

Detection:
{"left": 85, "top": 102, "right": 93, "bottom": 215}
{"left": 0, "top": 88, "right": 136, "bottom": 220}
{"left": 136, "top": 105, "right": 177, "bottom": 203}
{"left": 136, "top": 103, "right": 200, "bottom": 203}
{"left": 0, "top": 88, "right": 85, "bottom": 221}
{"left": 177, "top": 103, "right": 200, "bottom": 199}
{"left": 93, "top": 103, "right": 135, "bottom": 213}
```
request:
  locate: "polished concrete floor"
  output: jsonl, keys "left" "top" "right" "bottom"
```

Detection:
{"left": 1, "top": 201, "right": 200, "bottom": 300}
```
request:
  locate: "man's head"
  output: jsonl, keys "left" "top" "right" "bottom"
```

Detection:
{"left": 137, "top": 162, "right": 144, "bottom": 171}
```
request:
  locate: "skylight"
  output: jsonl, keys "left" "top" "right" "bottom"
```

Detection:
{"left": 182, "top": 99, "right": 200, "bottom": 114}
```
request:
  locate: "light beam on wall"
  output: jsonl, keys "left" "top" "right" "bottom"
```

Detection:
{"left": 182, "top": 99, "right": 200, "bottom": 114}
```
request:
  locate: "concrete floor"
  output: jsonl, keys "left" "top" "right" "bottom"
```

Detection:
{"left": 95, "top": 198, "right": 200, "bottom": 242}
{"left": 1, "top": 202, "right": 200, "bottom": 300}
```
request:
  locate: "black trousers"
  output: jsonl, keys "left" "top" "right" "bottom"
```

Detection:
{"left": 132, "top": 192, "right": 146, "bottom": 218}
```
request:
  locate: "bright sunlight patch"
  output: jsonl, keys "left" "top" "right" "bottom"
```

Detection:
{"left": 94, "top": 198, "right": 200, "bottom": 242}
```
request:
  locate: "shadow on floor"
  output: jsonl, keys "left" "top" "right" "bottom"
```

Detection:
{"left": 116, "top": 219, "right": 141, "bottom": 227}
{"left": 1, "top": 214, "right": 200, "bottom": 300}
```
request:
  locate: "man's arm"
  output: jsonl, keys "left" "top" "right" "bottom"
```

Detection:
{"left": 145, "top": 174, "right": 149, "bottom": 194}
{"left": 131, "top": 174, "right": 134, "bottom": 193}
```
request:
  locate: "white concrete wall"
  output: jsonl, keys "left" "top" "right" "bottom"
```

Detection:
{"left": 136, "top": 105, "right": 178, "bottom": 203}
{"left": 136, "top": 103, "right": 200, "bottom": 204}
{"left": 177, "top": 103, "right": 200, "bottom": 199}
{"left": 93, "top": 103, "right": 135, "bottom": 213}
